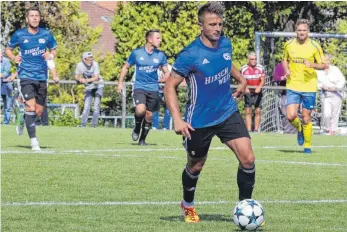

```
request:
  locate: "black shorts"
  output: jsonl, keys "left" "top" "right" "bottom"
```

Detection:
{"left": 20, "top": 79, "right": 47, "bottom": 106}
{"left": 133, "top": 89, "right": 160, "bottom": 112}
{"left": 244, "top": 92, "right": 263, "bottom": 108}
{"left": 183, "top": 111, "right": 250, "bottom": 158}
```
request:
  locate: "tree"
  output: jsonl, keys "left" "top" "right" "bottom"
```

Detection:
{"left": 111, "top": 2, "right": 201, "bottom": 115}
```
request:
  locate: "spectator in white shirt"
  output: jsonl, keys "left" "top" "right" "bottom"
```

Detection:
{"left": 317, "top": 54, "right": 346, "bottom": 135}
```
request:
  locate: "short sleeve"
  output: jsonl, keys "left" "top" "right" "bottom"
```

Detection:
{"left": 126, "top": 50, "right": 136, "bottom": 66}
{"left": 47, "top": 31, "right": 57, "bottom": 50}
{"left": 7, "top": 31, "right": 19, "bottom": 49}
{"left": 93, "top": 62, "right": 100, "bottom": 74}
{"left": 314, "top": 43, "right": 324, "bottom": 64}
{"left": 260, "top": 65, "right": 265, "bottom": 77}
{"left": 172, "top": 49, "right": 194, "bottom": 78}
{"left": 160, "top": 53, "right": 168, "bottom": 67}
{"left": 75, "top": 63, "right": 83, "bottom": 75}
{"left": 283, "top": 42, "right": 289, "bottom": 61}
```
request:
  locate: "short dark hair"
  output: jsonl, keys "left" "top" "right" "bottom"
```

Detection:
{"left": 198, "top": 2, "right": 225, "bottom": 23}
{"left": 145, "top": 29, "right": 160, "bottom": 41}
{"left": 26, "top": 6, "right": 41, "bottom": 17}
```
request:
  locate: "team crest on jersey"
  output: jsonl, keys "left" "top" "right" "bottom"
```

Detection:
{"left": 38, "top": 38, "right": 46, "bottom": 44}
{"left": 223, "top": 53, "right": 231, "bottom": 60}
{"left": 153, "top": 58, "right": 159, "bottom": 64}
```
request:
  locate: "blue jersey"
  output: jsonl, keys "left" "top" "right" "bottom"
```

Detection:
{"left": 8, "top": 27, "right": 57, "bottom": 81}
{"left": 173, "top": 36, "right": 238, "bottom": 128}
{"left": 127, "top": 47, "right": 167, "bottom": 92}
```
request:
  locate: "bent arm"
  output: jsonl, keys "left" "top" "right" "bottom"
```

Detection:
{"left": 119, "top": 63, "right": 130, "bottom": 84}
{"left": 312, "top": 63, "right": 327, "bottom": 70}
{"left": 231, "top": 64, "right": 247, "bottom": 88}
{"left": 164, "top": 70, "right": 184, "bottom": 123}
{"left": 5, "top": 47, "right": 15, "bottom": 62}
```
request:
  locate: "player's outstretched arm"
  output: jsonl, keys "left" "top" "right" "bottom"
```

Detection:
{"left": 231, "top": 64, "right": 247, "bottom": 101}
{"left": 164, "top": 70, "right": 194, "bottom": 139}
{"left": 117, "top": 63, "right": 130, "bottom": 94}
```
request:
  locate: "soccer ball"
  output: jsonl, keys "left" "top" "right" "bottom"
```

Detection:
{"left": 233, "top": 199, "right": 264, "bottom": 231}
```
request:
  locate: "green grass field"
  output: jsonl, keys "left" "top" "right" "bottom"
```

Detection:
{"left": 1, "top": 126, "right": 347, "bottom": 232}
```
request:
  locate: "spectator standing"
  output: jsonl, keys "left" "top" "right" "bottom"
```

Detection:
{"left": 1, "top": 53, "right": 15, "bottom": 125}
{"left": 240, "top": 51, "right": 265, "bottom": 132}
{"left": 75, "top": 52, "right": 104, "bottom": 128}
{"left": 317, "top": 54, "right": 346, "bottom": 135}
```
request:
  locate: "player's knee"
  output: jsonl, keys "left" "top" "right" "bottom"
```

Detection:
{"left": 145, "top": 110, "right": 152, "bottom": 118}
{"left": 187, "top": 159, "right": 206, "bottom": 173}
{"left": 135, "top": 108, "right": 146, "bottom": 117}
{"left": 36, "top": 111, "right": 42, "bottom": 117}
{"left": 302, "top": 116, "right": 311, "bottom": 124}
{"left": 188, "top": 163, "right": 204, "bottom": 174}
{"left": 240, "top": 154, "right": 255, "bottom": 169}
{"left": 287, "top": 114, "right": 297, "bottom": 122}
{"left": 255, "top": 109, "right": 261, "bottom": 116}
{"left": 245, "top": 109, "right": 252, "bottom": 116}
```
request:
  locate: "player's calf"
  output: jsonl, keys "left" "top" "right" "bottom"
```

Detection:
{"left": 237, "top": 164, "right": 255, "bottom": 201}
{"left": 25, "top": 111, "right": 37, "bottom": 139}
{"left": 138, "top": 120, "right": 151, "bottom": 145}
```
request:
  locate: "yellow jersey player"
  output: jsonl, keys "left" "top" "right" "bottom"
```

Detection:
{"left": 282, "top": 19, "right": 326, "bottom": 154}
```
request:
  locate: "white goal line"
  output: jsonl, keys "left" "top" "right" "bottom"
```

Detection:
{"left": 2, "top": 199, "right": 347, "bottom": 207}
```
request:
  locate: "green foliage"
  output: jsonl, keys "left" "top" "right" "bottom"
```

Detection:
{"left": 2, "top": 1, "right": 347, "bottom": 117}
{"left": 111, "top": 2, "right": 201, "bottom": 114}
{"left": 1, "top": 1, "right": 102, "bottom": 113}
{"left": 49, "top": 109, "right": 80, "bottom": 127}
{"left": 112, "top": 2, "right": 201, "bottom": 80}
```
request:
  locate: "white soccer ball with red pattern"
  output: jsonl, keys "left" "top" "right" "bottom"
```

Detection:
{"left": 233, "top": 199, "right": 264, "bottom": 231}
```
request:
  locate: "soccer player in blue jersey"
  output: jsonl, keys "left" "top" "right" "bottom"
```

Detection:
{"left": 6, "top": 6, "right": 58, "bottom": 151}
{"left": 117, "top": 29, "right": 170, "bottom": 145}
{"left": 164, "top": 2, "right": 256, "bottom": 223}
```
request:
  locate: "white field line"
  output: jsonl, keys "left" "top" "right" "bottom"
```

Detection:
{"left": 73, "top": 154, "right": 347, "bottom": 167}
{"left": 2, "top": 144, "right": 347, "bottom": 154}
{"left": 2, "top": 199, "right": 347, "bottom": 207}
{"left": 1, "top": 151, "right": 347, "bottom": 167}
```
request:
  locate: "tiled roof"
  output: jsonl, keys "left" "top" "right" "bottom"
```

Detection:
{"left": 80, "top": 1, "right": 118, "bottom": 55}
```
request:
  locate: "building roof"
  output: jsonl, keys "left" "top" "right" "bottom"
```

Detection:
{"left": 80, "top": 1, "right": 118, "bottom": 55}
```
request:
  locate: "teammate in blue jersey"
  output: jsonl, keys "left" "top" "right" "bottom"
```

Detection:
{"left": 164, "top": 2, "right": 256, "bottom": 223}
{"left": 6, "top": 6, "right": 58, "bottom": 151}
{"left": 117, "top": 29, "right": 170, "bottom": 145}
